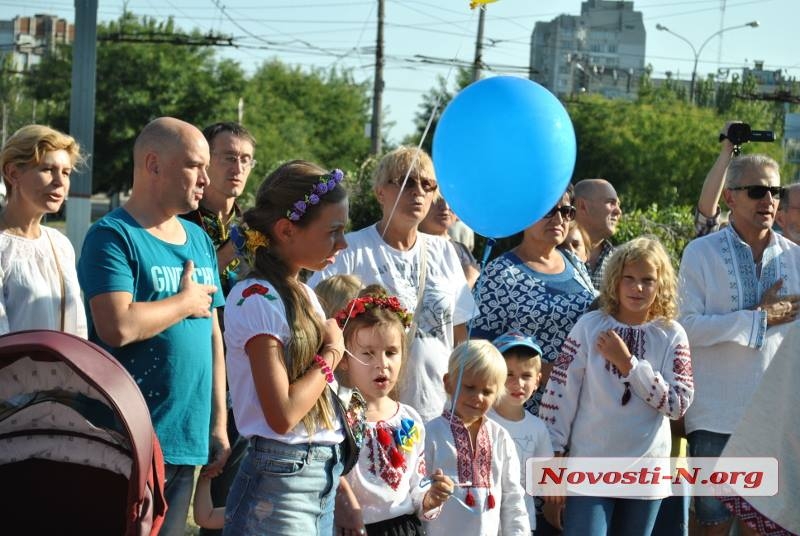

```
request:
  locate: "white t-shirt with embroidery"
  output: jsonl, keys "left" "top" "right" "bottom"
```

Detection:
{"left": 224, "top": 277, "right": 343, "bottom": 444}
{"left": 308, "top": 225, "right": 477, "bottom": 422}
{"left": 488, "top": 409, "right": 553, "bottom": 530}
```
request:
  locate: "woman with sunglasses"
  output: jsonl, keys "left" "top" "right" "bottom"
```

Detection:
{"left": 472, "top": 186, "right": 596, "bottom": 418}
{"left": 308, "top": 146, "right": 475, "bottom": 425}
{"left": 0, "top": 125, "right": 87, "bottom": 336}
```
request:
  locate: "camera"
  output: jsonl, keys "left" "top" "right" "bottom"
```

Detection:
{"left": 720, "top": 123, "right": 775, "bottom": 146}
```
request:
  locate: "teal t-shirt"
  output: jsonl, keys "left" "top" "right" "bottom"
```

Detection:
{"left": 78, "top": 208, "right": 224, "bottom": 465}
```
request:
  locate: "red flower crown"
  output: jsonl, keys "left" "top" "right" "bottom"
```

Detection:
{"left": 335, "top": 295, "right": 413, "bottom": 329}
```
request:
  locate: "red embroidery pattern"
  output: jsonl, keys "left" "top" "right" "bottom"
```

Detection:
{"left": 236, "top": 283, "right": 277, "bottom": 305}
{"left": 365, "top": 425, "right": 407, "bottom": 490}
{"left": 444, "top": 410, "right": 492, "bottom": 488}
{"left": 721, "top": 496, "right": 794, "bottom": 536}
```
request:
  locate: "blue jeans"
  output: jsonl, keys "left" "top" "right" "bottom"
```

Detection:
{"left": 160, "top": 464, "right": 197, "bottom": 536}
{"left": 223, "top": 437, "right": 343, "bottom": 536}
{"left": 687, "top": 430, "right": 732, "bottom": 526}
{"left": 563, "top": 496, "right": 662, "bottom": 536}
{"left": 651, "top": 494, "right": 689, "bottom": 536}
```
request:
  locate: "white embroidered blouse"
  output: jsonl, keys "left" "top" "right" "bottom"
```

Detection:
{"left": 0, "top": 227, "right": 87, "bottom": 337}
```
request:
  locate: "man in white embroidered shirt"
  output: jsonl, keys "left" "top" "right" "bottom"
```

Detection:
{"left": 678, "top": 154, "right": 800, "bottom": 536}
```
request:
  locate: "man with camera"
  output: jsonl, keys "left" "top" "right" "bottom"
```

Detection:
{"left": 679, "top": 152, "right": 800, "bottom": 536}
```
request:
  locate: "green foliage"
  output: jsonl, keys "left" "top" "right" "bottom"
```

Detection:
{"left": 240, "top": 60, "right": 372, "bottom": 195}
{"left": 565, "top": 93, "right": 785, "bottom": 209}
{"left": 614, "top": 204, "right": 695, "bottom": 268}
{"left": 343, "top": 157, "right": 381, "bottom": 232}
{"left": 27, "top": 12, "right": 245, "bottom": 193}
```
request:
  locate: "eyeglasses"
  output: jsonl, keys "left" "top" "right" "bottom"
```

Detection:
{"left": 728, "top": 185, "right": 784, "bottom": 200}
{"left": 214, "top": 153, "right": 257, "bottom": 169}
{"left": 543, "top": 204, "right": 576, "bottom": 221}
{"left": 386, "top": 176, "right": 438, "bottom": 193}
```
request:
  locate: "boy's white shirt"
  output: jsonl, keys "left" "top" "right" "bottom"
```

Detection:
{"left": 488, "top": 408, "right": 554, "bottom": 530}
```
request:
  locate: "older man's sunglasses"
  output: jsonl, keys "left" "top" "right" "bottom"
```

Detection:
{"left": 543, "top": 204, "right": 577, "bottom": 221}
{"left": 728, "top": 185, "right": 785, "bottom": 200}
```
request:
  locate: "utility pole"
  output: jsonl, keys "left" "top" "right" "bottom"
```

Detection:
{"left": 66, "top": 0, "right": 98, "bottom": 255}
{"left": 370, "top": 0, "right": 384, "bottom": 155}
{"left": 472, "top": 7, "right": 486, "bottom": 82}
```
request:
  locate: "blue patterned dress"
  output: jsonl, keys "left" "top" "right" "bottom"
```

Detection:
{"left": 471, "top": 249, "right": 596, "bottom": 415}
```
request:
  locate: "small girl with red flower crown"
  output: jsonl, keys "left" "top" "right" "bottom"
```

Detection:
{"left": 333, "top": 286, "right": 454, "bottom": 536}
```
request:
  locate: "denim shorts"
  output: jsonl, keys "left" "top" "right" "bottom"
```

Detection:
{"left": 223, "top": 437, "right": 343, "bottom": 536}
{"left": 687, "top": 430, "right": 732, "bottom": 526}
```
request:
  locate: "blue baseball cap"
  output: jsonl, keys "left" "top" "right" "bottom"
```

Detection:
{"left": 492, "top": 330, "right": 543, "bottom": 356}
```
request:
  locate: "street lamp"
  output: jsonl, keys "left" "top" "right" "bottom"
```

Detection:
{"left": 656, "top": 20, "right": 759, "bottom": 103}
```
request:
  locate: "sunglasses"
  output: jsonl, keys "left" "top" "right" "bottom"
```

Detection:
{"left": 386, "top": 176, "right": 438, "bottom": 193}
{"left": 543, "top": 204, "right": 577, "bottom": 221}
{"left": 728, "top": 185, "right": 784, "bottom": 200}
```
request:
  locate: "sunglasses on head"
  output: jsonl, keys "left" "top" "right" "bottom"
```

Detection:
{"left": 543, "top": 204, "right": 576, "bottom": 221}
{"left": 728, "top": 185, "right": 785, "bottom": 200}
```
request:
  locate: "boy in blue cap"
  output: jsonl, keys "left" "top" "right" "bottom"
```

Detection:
{"left": 489, "top": 330, "right": 554, "bottom": 534}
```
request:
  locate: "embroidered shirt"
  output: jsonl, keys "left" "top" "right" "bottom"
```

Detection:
{"left": 424, "top": 412, "right": 530, "bottom": 536}
{"left": 345, "top": 403, "right": 435, "bottom": 524}
{"left": 181, "top": 202, "right": 242, "bottom": 296}
{"left": 678, "top": 225, "right": 800, "bottom": 435}
{"left": 694, "top": 204, "right": 721, "bottom": 238}
{"left": 540, "top": 310, "right": 693, "bottom": 459}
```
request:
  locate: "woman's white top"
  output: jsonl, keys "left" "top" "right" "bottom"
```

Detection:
{"left": 0, "top": 226, "right": 87, "bottom": 337}
{"left": 308, "top": 225, "right": 477, "bottom": 422}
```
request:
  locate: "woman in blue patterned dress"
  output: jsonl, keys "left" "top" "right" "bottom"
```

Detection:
{"left": 471, "top": 188, "right": 596, "bottom": 416}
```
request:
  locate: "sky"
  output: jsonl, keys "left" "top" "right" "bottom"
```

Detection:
{"left": 2, "top": 0, "right": 797, "bottom": 144}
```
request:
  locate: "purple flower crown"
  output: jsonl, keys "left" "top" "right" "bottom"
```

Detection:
{"left": 286, "top": 169, "right": 344, "bottom": 222}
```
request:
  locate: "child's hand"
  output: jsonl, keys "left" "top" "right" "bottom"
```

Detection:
{"left": 542, "top": 500, "right": 565, "bottom": 531}
{"left": 335, "top": 477, "right": 365, "bottom": 536}
{"left": 596, "top": 329, "right": 633, "bottom": 376}
{"left": 423, "top": 468, "right": 454, "bottom": 511}
{"left": 322, "top": 318, "right": 346, "bottom": 368}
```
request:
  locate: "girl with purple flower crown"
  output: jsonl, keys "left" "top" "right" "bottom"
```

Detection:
{"left": 222, "top": 160, "right": 351, "bottom": 535}
{"left": 333, "top": 285, "right": 454, "bottom": 536}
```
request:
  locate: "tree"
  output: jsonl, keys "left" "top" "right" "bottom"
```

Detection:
{"left": 27, "top": 12, "right": 246, "bottom": 194}
{"left": 240, "top": 60, "right": 372, "bottom": 179}
{"left": 0, "top": 54, "right": 38, "bottom": 140}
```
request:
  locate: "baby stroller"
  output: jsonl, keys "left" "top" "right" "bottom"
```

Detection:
{"left": 0, "top": 330, "right": 167, "bottom": 535}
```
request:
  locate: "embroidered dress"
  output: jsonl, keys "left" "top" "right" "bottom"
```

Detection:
{"left": 0, "top": 227, "right": 87, "bottom": 337}
{"left": 471, "top": 250, "right": 596, "bottom": 415}
{"left": 345, "top": 403, "right": 437, "bottom": 525}
{"left": 540, "top": 310, "right": 694, "bottom": 460}
{"left": 308, "top": 225, "right": 476, "bottom": 422}
{"left": 678, "top": 225, "right": 800, "bottom": 435}
{"left": 424, "top": 411, "right": 529, "bottom": 536}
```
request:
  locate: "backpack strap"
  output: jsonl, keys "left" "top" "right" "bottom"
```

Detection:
{"left": 0, "top": 330, "right": 156, "bottom": 528}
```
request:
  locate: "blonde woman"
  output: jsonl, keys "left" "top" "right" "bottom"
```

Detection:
{"left": 0, "top": 124, "right": 86, "bottom": 336}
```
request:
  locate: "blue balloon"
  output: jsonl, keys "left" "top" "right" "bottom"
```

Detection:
{"left": 433, "top": 76, "right": 577, "bottom": 238}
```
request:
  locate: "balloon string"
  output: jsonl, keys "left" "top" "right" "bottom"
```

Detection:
{"left": 450, "top": 237, "right": 495, "bottom": 425}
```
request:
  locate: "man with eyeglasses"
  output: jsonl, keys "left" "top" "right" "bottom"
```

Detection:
{"left": 776, "top": 182, "right": 800, "bottom": 244}
{"left": 181, "top": 121, "right": 255, "bottom": 536}
{"left": 677, "top": 154, "right": 800, "bottom": 536}
{"left": 573, "top": 178, "right": 622, "bottom": 289}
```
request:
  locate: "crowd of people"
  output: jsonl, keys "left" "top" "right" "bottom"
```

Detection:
{"left": 1, "top": 117, "right": 799, "bottom": 536}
